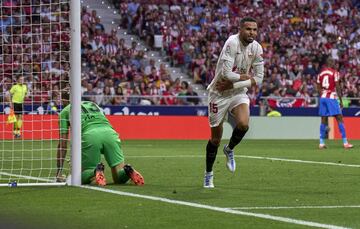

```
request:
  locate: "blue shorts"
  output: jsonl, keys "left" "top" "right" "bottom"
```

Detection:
{"left": 318, "top": 98, "right": 342, "bottom": 116}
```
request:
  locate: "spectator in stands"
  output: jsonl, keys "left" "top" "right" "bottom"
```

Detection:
{"left": 186, "top": 85, "right": 199, "bottom": 105}
{"left": 177, "top": 81, "right": 189, "bottom": 105}
{"left": 83, "top": 83, "right": 96, "bottom": 102}
{"left": 101, "top": 86, "right": 113, "bottom": 106}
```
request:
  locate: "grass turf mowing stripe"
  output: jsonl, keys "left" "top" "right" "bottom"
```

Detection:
{"left": 82, "top": 186, "right": 350, "bottom": 229}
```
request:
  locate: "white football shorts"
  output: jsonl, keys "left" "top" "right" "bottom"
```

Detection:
{"left": 208, "top": 91, "right": 250, "bottom": 127}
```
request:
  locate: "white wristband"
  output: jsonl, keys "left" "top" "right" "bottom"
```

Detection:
{"left": 233, "top": 79, "right": 251, "bottom": 89}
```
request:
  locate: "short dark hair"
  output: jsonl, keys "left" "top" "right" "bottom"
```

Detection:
{"left": 16, "top": 75, "right": 24, "bottom": 81}
{"left": 240, "top": 17, "right": 257, "bottom": 26}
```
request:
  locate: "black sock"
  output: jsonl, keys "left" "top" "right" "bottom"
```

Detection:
{"left": 206, "top": 140, "right": 219, "bottom": 172}
{"left": 228, "top": 126, "right": 248, "bottom": 150}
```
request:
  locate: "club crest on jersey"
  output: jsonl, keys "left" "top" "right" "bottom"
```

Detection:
{"left": 225, "top": 45, "right": 231, "bottom": 55}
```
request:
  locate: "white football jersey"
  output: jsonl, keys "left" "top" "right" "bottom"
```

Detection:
{"left": 207, "top": 33, "right": 264, "bottom": 95}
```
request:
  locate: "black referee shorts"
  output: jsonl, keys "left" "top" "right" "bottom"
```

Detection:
{"left": 13, "top": 103, "right": 24, "bottom": 115}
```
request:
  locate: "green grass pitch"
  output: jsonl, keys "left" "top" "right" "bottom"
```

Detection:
{"left": 0, "top": 140, "right": 359, "bottom": 229}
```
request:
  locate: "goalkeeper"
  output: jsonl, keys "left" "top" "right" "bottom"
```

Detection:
{"left": 56, "top": 95, "right": 144, "bottom": 186}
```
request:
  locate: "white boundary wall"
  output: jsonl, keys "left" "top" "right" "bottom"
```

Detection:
{"left": 222, "top": 117, "right": 321, "bottom": 139}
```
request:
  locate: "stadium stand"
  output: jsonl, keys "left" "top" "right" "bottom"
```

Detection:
{"left": 116, "top": 0, "right": 360, "bottom": 107}
{"left": 1, "top": 0, "right": 359, "bottom": 107}
{"left": 1, "top": 0, "right": 70, "bottom": 106}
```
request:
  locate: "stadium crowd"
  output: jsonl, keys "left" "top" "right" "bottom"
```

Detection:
{"left": 1, "top": 0, "right": 359, "bottom": 107}
{"left": 118, "top": 0, "right": 360, "bottom": 107}
{"left": 0, "top": 0, "right": 70, "bottom": 106}
{"left": 79, "top": 6, "right": 200, "bottom": 106}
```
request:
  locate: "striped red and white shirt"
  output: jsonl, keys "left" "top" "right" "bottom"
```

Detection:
{"left": 105, "top": 44, "right": 118, "bottom": 56}
{"left": 317, "top": 67, "right": 340, "bottom": 99}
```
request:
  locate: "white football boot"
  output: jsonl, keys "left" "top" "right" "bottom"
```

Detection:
{"left": 203, "top": 171, "right": 214, "bottom": 188}
{"left": 223, "top": 145, "right": 236, "bottom": 172}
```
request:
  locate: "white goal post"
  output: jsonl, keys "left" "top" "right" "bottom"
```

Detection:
{"left": 0, "top": 0, "right": 81, "bottom": 187}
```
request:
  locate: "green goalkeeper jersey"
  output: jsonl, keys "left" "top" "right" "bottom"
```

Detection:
{"left": 59, "top": 101, "right": 113, "bottom": 134}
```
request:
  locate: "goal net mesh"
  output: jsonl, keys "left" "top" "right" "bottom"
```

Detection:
{"left": 0, "top": 0, "right": 71, "bottom": 185}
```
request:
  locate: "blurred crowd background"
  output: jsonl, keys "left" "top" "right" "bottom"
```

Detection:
{"left": 1, "top": 0, "right": 359, "bottom": 107}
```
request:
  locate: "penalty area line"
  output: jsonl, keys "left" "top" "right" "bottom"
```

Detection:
{"left": 82, "top": 185, "right": 349, "bottom": 229}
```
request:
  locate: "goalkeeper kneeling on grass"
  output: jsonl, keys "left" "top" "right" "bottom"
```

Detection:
{"left": 56, "top": 94, "right": 144, "bottom": 186}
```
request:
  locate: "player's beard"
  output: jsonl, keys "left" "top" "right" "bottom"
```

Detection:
{"left": 246, "top": 36, "right": 254, "bottom": 43}
{"left": 240, "top": 35, "right": 254, "bottom": 46}
{"left": 241, "top": 38, "right": 253, "bottom": 46}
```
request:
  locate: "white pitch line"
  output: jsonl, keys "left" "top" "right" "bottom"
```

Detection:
{"left": 0, "top": 171, "right": 53, "bottom": 182}
{"left": 82, "top": 186, "right": 349, "bottom": 229}
{"left": 0, "top": 172, "right": 66, "bottom": 186}
{"left": 239, "top": 155, "right": 360, "bottom": 168}
{"left": 0, "top": 172, "right": 352, "bottom": 228}
{"left": 229, "top": 205, "right": 360, "bottom": 210}
{"left": 126, "top": 155, "right": 360, "bottom": 168}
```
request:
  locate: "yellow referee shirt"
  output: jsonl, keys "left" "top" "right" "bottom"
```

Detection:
{"left": 10, "top": 84, "right": 27, "bottom": 104}
{"left": 267, "top": 110, "right": 282, "bottom": 117}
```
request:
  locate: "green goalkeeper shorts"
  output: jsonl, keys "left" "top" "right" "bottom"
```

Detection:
{"left": 82, "top": 127, "right": 124, "bottom": 170}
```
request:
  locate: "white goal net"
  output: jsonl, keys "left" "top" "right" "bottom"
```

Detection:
{"left": 0, "top": 0, "right": 72, "bottom": 186}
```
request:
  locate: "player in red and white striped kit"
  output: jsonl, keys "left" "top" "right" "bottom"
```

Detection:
{"left": 317, "top": 58, "right": 353, "bottom": 149}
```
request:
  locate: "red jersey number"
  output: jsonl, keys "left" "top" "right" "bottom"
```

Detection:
{"left": 210, "top": 103, "right": 218, "bottom": 113}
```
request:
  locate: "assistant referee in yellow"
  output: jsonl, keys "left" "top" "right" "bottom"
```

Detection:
{"left": 9, "top": 76, "right": 27, "bottom": 138}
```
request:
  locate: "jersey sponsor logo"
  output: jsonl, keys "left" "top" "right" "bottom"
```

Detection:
{"left": 84, "top": 115, "right": 96, "bottom": 121}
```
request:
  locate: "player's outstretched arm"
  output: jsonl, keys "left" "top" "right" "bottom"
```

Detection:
{"left": 56, "top": 133, "right": 68, "bottom": 182}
